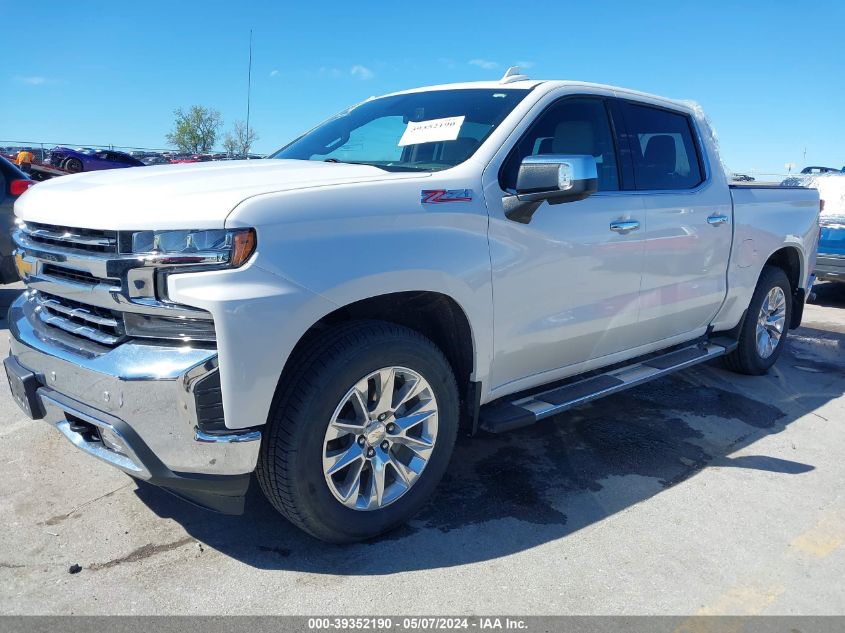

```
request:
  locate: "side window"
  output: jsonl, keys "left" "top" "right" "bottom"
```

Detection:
{"left": 500, "top": 97, "right": 619, "bottom": 192}
{"left": 621, "top": 102, "right": 704, "bottom": 190}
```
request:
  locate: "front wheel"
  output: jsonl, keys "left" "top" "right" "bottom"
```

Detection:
{"left": 256, "top": 321, "right": 459, "bottom": 542}
{"left": 63, "top": 157, "right": 83, "bottom": 173}
{"left": 724, "top": 265, "right": 792, "bottom": 375}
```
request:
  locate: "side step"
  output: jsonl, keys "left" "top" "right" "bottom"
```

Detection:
{"left": 478, "top": 340, "right": 735, "bottom": 433}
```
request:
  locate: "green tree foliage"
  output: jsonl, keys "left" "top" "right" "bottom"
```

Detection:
{"left": 223, "top": 121, "right": 259, "bottom": 157}
{"left": 166, "top": 106, "right": 222, "bottom": 153}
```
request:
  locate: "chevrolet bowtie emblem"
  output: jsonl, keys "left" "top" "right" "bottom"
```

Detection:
{"left": 14, "top": 252, "right": 33, "bottom": 278}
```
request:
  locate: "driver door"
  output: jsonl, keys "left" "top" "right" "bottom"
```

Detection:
{"left": 483, "top": 95, "right": 647, "bottom": 394}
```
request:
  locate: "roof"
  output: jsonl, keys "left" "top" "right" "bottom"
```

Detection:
{"left": 382, "top": 79, "right": 544, "bottom": 97}
{"left": 382, "top": 78, "right": 690, "bottom": 111}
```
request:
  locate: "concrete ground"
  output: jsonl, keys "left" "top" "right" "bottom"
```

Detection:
{"left": 1, "top": 282, "right": 844, "bottom": 615}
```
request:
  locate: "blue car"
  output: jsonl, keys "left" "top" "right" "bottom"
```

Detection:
{"left": 818, "top": 218, "right": 845, "bottom": 282}
{"left": 46, "top": 147, "right": 145, "bottom": 173}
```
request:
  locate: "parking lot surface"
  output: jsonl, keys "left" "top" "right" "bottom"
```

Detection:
{"left": 1, "top": 282, "right": 844, "bottom": 615}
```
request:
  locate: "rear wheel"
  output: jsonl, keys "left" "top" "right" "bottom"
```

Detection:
{"left": 724, "top": 265, "right": 792, "bottom": 375}
{"left": 256, "top": 321, "right": 459, "bottom": 542}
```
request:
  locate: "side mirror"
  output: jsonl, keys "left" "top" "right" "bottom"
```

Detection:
{"left": 504, "top": 154, "right": 598, "bottom": 223}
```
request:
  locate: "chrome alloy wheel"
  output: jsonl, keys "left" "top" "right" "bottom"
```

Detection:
{"left": 322, "top": 366, "right": 439, "bottom": 511}
{"left": 756, "top": 286, "right": 787, "bottom": 359}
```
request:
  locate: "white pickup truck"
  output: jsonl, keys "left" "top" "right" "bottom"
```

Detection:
{"left": 7, "top": 70, "right": 820, "bottom": 542}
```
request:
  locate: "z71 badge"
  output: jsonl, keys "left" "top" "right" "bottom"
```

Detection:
{"left": 420, "top": 189, "right": 473, "bottom": 203}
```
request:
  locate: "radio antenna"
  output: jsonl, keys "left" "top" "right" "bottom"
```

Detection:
{"left": 246, "top": 29, "right": 253, "bottom": 158}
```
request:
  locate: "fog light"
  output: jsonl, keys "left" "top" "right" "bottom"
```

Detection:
{"left": 123, "top": 312, "right": 216, "bottom": 342}
{"left": 98, "top": 426, "right": 128, "bottom": 456}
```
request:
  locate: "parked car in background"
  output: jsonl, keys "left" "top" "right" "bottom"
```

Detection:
{"left": 45, "top": 147, "right": 145, "bottom": 173}
{"left": 801, "top": 166, "right": 840, "bottom": 175}
{"left": 818, "top": 182, "right": 845, "bottom": 283}
{"left": 141, "top": 155, "right": 171, "bottom": 166}
{"left": 787, "top": 173, "right": 845, "bottom": 283}
{"left": 0, "top": 156, "right": 34, "bottom": 283}
{"left": 731, "top": 173, "right": 755, "bottom": 182}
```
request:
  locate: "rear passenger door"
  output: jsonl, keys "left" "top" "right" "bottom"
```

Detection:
{"left": 616, "top": 100, "right": 733, "bottom": 343}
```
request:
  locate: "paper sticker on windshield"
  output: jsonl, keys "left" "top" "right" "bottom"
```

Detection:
{"left": 399, "top": 116, "right": 465, "bottom": 147}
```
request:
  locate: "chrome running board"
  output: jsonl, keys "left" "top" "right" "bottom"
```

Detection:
{"left": 479, "top": 339, "right": 736, "bottom": 433}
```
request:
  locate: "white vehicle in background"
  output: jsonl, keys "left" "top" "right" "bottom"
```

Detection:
{"left": 7, "top": 69, "right": 820, "bottom": 542}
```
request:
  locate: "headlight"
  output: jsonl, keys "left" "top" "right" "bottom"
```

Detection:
{"left": 130, "top": 228, "right": 256, "bottom": 268}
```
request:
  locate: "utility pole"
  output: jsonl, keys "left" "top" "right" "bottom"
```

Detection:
{"left": 803, "top": 147, "right": 807, "bottom": 163}
{"left": 246, "top": 29, "right": 253, "bottom": 159}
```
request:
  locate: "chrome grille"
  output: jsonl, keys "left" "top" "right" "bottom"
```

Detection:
{"left": 21, "top": 221, "right": 118, "bottom": 253}
{"left": 41, "top": 263, "right": 119, "bottom": 288}
{"left": 35, "top": 292, "right": 125, "bottom": 346}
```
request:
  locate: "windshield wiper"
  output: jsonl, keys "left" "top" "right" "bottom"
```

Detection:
{"left": 322, "top": 158, "right": 387, "bottom": 170}
{"left": 321, "top": 158, "right": 434, "bottom": 173}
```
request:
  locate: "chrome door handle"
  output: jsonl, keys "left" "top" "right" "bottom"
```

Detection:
{"left": 707, "top": 214, "right": 729, "bottom": 226}
{"left": 609, "top": 220, "right": 640, "bottom": 234}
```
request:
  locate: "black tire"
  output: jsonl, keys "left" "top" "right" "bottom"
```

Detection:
{"left": 256, "top": 320, "right": 459, "bottom": 543}
{"left": 724, "top": 265, "right": 792, "bottom": 375}
{"left": 64, "top": 157, "right": 83, "bottom": 173}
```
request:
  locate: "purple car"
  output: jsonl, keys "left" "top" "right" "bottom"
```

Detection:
{"left": 46, "top": 147, "right": 145, "bottom": 173}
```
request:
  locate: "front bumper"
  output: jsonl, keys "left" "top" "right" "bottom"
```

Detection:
{"left": 816, "top": 254, "right": 845, "bottom": 281}
{"left": 7, "top": 292, "right": 261, "bottom": 513}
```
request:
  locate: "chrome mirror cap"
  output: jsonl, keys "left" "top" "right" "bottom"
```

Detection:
{"left": 504, "top": 154, "right": 599, "bottom": 223}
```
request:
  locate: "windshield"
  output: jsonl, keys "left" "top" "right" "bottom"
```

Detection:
{"left": 271, "top": 88, "right": 530, "bottom": 172}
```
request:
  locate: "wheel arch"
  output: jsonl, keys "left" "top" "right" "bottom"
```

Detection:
{"left": 763, "top": 245, "right": 806, "bottom": 329}
{"left": 274, "top": 290, "right": 481, "bottom": 433}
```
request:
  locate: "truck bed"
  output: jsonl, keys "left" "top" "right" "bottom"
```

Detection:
{"left": 708, "top": 184, "right": 820, "bottom": 333}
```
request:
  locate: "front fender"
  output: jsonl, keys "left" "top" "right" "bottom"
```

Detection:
{"left": 167, "top": 261, "right": 340, "bottom": 430}
{"left": 225, "top": 179, "right": 495, "bottom": 399}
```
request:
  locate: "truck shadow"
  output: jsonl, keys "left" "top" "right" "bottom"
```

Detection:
{"left": 133, "top": 324, "right": 843, "bottom": 574}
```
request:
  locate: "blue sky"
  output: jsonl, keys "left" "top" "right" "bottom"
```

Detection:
{"left": 2, "top": 0, "right": 843, "bottom": 174}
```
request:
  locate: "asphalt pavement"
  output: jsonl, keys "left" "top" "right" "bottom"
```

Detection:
{"left": 1, "top": 282, "right": 844, "bottom": 615}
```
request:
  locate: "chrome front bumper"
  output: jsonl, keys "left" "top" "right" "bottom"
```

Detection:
{"left": 7, "top": 292, "right": 261, "bottom": 513}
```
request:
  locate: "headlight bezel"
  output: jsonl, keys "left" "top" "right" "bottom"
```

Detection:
{"left": 125, "top": 227, "right": 257, "bottom": 269}
{"left": 123, "top": 227, "right": 256, "bottom": 305}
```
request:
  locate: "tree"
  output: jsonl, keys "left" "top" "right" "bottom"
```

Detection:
{"left": 223, "top": 120, "right": 259, "bottom": 157}
{"left": 166, "top": 105, "right": 222, "bottom": 153}
{"left": 221, "top": 133, "right": 238, "bottom": 156}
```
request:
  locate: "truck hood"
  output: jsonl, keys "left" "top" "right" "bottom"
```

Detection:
{"left": 14, "top": 159, "right": 430, "bottom": 230}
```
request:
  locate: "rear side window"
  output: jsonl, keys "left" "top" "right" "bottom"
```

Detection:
{"left": 621, "top": 102, "right": 704, "bottom": 190}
